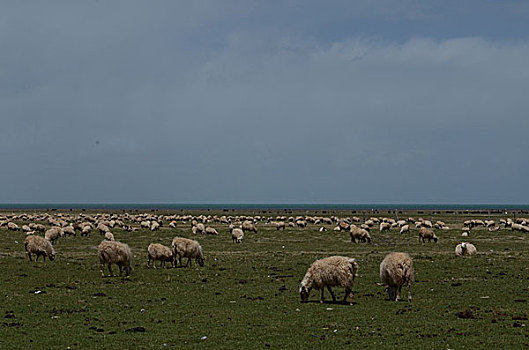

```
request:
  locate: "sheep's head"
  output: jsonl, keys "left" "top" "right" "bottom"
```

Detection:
{"left": 461, "top": 242, "right": 467, "bottom": 249}
{"left": 197, "top": 257, "right": 204, "bottom": 267}
{"left": 434, "top": 236, "right": 439, "bottom": 243}
{"left": 49, "top": 253, "right": 55, "bottom": 261}
{"left": 299, "top": 282, "right": 311, "bottom": 303}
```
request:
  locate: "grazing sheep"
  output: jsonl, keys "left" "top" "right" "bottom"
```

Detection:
{"left": 461, "top": 231, "right": 469, "bottom": 237}
{"left": 230, "top": 226, "right": 244, "bottom": 243}
{"left": 150, "top": 221, "right": 160, "bottom": 231}
{"left": 62, "top": 226, "right": 76, "bottom": 237}
{"left": 205, "top": 227, "right": 219, "bottom": 235}
{"left": 399, "top": 225, "right": 409, "bottom": 234}
{"left": 319, "top": 226, "right": 328, "bottom": 232}
{"left": 418, "top": 227, "right": 438, "bottom": 243}
{"left": 241, "top": 220, "right": 258, "bottom": 233}
{"left": 299, "top": 256, "right": 359, "bottom": 305}
{"left": 296, "top": 220, "right": 307, "bottom": 228}
{"left": 171, "top": 237, "right": 205, "bottom": 267}
{"left": 97, "top": 223, "right": 110, "bottom": 235}
{"left": 379, "top": 252, "right": 414, "bottom": 302}
{"left": 25, "top": 235, "right": 55, "bottom": 262}
{"left": 455, "top": 242, "right": 477, "bottom": 256}
{"left": 275, "top": 221, "right": 286, "bottom": 230}
{"left": 195, "top": 223, "right": 206, "bottom": 234}
{"left": 7, "top": 222, "right": 20, "bottom": 231}
{"left": 34, "top": 224, "right": 46, "bottom": 233}
{"left": 81, "top": 225, "right": 92, "bottom": 237}
{"left": 104, "top": 232, "right": 115, "bottom": 241}
{"left": 379, "top": 222, "right": 391, "bottom": 232}
{"left": 98, "top": 240, "right": 133, "bottom": 277}
{"left": 147, "top": 243, "right": 173, "bottom": 269}
{"left": 45, "top": 227, "right": 62, "bottom": 245}
{"left": 350, "top": 226, "right": 371, "bottom": 243}
{"left": 22, "top": 225, "right": 31, "bottom": 232}
{"left": 488, "top": 226, "right": 500, "bottom": 232}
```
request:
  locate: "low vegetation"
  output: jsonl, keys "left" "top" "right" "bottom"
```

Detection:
{"left": 0, "top": 209, "right": 528, "bottom": 348}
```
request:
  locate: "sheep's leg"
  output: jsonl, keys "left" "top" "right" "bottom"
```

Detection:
{"left": 344, "top": 287, "right": 354, "bottom": 305}
{"left": 186, "top": 258, "right": 192, "bottom": 267}
{"left": 407, "top": 282, "right": 412, "bottom": 302}
{"left": 320, "top": 289, "right": 325, "bottom": 304}
{"left": 108, "top": 264, "right": 113, "bottom": 276}
{"left": 396, "top": 285, "right": 402, "bottom": 302}
{"left": 147, "top": 256, "right": 151, "bottom": 268}
{"left": 118, "top": 264, "right": 123, "bottom": 276}
{"left": 35, "top": 254, "right": 40, "bottom": 262}
{"left": 100, "top": 264, "right": 106, "bottom": 278}
{"left": 327, "top": 286, "right": 336, "bottom": 302}
{"left": 26, "top": 252, "right": 32, "bottom": 261}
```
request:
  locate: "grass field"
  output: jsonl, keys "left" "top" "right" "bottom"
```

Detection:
{"left": 1, "top": 210, "right": 528, "bottom": 349}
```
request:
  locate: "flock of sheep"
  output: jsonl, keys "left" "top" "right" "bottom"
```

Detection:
{"left": 1, "top": 210, "right": 514, "bottom": 305}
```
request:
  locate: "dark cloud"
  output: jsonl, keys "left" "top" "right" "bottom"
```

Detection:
{"left": 1, "top": 1, "right": 529, "bottom": 203}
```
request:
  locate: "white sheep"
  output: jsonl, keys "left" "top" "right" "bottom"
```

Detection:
{"left": 147, "top": 243, "right": 173, "bottom": 269}
{"left": 299, "top": 256, "right": 359, "bottom": 305}
{"left": 399, "top": 225, "right": 409, "bottom": 234}
{"left": 81, "top": 225, "right": 92, "bottom": 237}
{"left": 62, "top": 226, "right": 76, "bottom": 237}
{"left": 205, "top": 227, "right": 219, "bottom": 235}
{"left": 379, "top": 252, "right": 414, "bottom": 301}
{"left": 97, "top": 223, "right": 110, "bottom": 235}
{"left": 455, "top": 242, "right": 477, "bottom": 256}
{"left": 241, "top": 220, "right": 258, "bottom": 233}
{"left": 275, "top": 221, "right": 286, "bottom": 230}
{"left": 230, "top": 226, "right": 244, "bottom": 243}
{"left": 45, "top": 227, "right": 62, "bottom": 245}
{"left": 25, "top": 235, "right": 55, "bottom": 262}
{"left": 104, "top": 232, "right": 115, "bottom": 241}
{"left": 379, "top": 222, "right": 391, "bottom": 232}
{"left": 98, "top": 240, "right": 133, "bottom": 277}
{"left": 7, "top": 222, "right": 20, "bottom": 231}
{"left": 171, "top": 237, "right": 205, "bottom": 267}
{"left": 350, "top": 226, "right": 371, "bottom": 243}
{"left": 195, "top": 223, "right": 206, "bottom": 234}
{"left": 418, "top": 227, "right": 438, "bottom": 243}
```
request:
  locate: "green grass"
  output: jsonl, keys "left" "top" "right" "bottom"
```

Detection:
{"left": 1, "top": 212, "right": 528, "bottom": 349}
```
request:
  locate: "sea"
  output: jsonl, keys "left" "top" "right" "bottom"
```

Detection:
{"left": 0, "top": 203, "right": 528, "bottom": 210}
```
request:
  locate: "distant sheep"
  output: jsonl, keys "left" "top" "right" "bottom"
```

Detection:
{"left": 379, "top": 252, "right": 414, "bottom": 301}
{"left": 350, "top": 226, "right": 371, "bottom": 243}
{"left": 45, "top": 227, "right": 62, "bottom": 245}
{"left": 230, "top": 226, "right": 244, "bottom": 243}
{"left": 63, "top": 226, "right": 76, "bottom": 237}
{"left": 241, "top": 220, "right": 258, "bottom": 233}
{"left": 455, "top": 242, "right": 477, "bottom": 256}
{"left": 299, "top": 256, "right": 359, "bottom": 305}
{"left": 418, "top": 227, "right": 438, "bottom": 243}
{"left": 104, "top": 232, "right": 115, "bottom": 241}
{"left": 7, "top": 222, "right": 20, "bottom": 231}
{"left": 147, "top": 243, "right": 173, "bottom": 269}
{"left": 205, "top": 227, "right": 219, "bottom": 235}
{"left": 195, "top": 223, "right": 206, "bottom": 234}
{"left": 379, "top": 222, "right": 391, "bottom": 232}
{"left": 399, "top": 225, "right": 409, "bottom": 234}
{"left": 25, "top": 235, "right": 55, "bottom": 262}
{"left": 98, "top": 240, "right": 133, "bottom": 277}
{"left": 275, "top": 221, "right": 286, "bottom": 230}
{"left": 171, "top": 237, "right": 205, "bottom": 267}
{"left": 81, "top": 225, "right": 92, "bottom": 237}
{"left": 97, "top": 223, "right": 110, "bottom": 235}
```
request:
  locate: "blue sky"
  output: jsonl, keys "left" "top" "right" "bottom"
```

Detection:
{"left": 1, "top": 1, "right": 529, "bottom": 204}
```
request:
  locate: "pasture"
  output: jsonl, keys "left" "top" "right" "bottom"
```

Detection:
{"left": 0, "top": 210, "right": 528, "bottom": 349}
